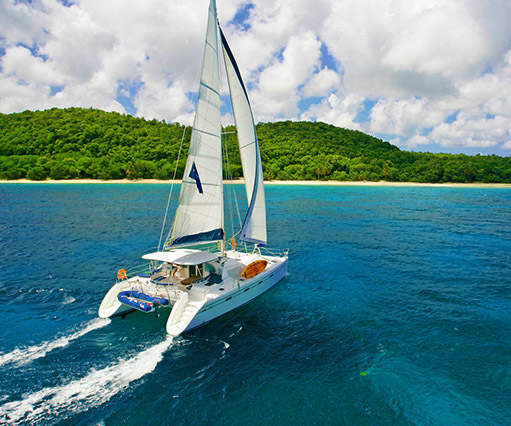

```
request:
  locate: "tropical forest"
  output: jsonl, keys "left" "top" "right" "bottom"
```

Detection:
{"left": 0, "top": 107, "right": 510, "bottom": 183}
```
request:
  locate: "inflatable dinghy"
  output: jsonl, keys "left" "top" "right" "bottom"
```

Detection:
{"left": 117, "top": 290, "right": 170, "bottom": 313}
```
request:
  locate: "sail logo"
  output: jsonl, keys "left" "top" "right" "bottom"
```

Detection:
{"left": 189, "top": 162, "right": 203, "bottom": 194}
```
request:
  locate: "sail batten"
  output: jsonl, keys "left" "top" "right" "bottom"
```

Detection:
{"left": 192, "top": 127, "right": 221, "bottom": 139}
{"left": 200, "top": 81, "right": 220, "bottom": 96}
{"left": 239, "top": 141, "right": 256, "bottom": 149}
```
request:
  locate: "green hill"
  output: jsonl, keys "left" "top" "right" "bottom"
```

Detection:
{"left": 0, "top": 107, "right": 510, "bottom": 183}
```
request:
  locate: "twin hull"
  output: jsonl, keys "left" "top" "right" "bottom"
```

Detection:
{"left": 100, "top": 256, "right": 288, "bottom": 335}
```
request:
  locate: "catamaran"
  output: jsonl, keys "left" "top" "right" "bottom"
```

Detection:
{"left": 98, "top": 0, "right": 289, "bottom": 336}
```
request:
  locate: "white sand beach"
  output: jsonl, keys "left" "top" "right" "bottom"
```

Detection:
{"left": 2, "top": 179, "right": 511, "bottom": 188}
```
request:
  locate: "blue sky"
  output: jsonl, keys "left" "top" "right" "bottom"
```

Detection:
{"left": 1, "top": 0, "right": 511, "bottom": 156}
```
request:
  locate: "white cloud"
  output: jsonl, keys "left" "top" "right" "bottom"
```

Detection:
{"left": 2, "top": 46, "right": 63, "bottom": 86}
{"left": 0, "top": 0, "right": 49, "bottom": 47}
{"left": 0, "top": 0, "right": 510, "bottom": 154}
{"left": 430, "top": 113, "right": 509, "bottom": 148}
{"left": 321, "top": 0, "right": 511, "bottom": 98}
{"left": 302, "top": 68, "right": 340, "bottom": 98}
{"left": 369, "top": 97, "right": 445, "bottom": 136}
{"left": 381, "top": 2, "right": 486, "bottom": 78}
{"left": 252, "top": 30, "right": 321, "bottom": 118}
{"left": 210, "top": 0, "right": 331, "bottom": 87}
{"left": 0, "top": 76, "right": 51, "bottom": 112}
{"left": 406, "top": 135, "right": 430, "bottom": 148}
{"left": 258, "top": 31, "right": 320, "bottom": 97}
{"left": 301, "top": 92, "right": 364, "bottom": 129}
{"left": 134, "top": 80, "right": 193, "bottom": 124}
{"left": 375, "top": 47, "right": 511, "bottom": 150}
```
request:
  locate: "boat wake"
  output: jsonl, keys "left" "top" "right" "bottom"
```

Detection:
{"left": 0, "top": 336, "right": 174, "bottom": 425}
{"left": 0, "top": 318, "right": 111, "bottom": 368}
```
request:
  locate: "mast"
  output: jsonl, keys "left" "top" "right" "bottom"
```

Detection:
{"left": 167, "top": 0, "right": 224, "bottom": 247}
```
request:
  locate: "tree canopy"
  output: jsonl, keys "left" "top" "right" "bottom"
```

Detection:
{"left": 1, "top": 107, "right": 510, "bottom": 183}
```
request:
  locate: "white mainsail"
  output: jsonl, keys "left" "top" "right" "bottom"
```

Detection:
{"left": 169, "top": 0, "right": 223, "bottom": 246}
{"left": 220, "top": 28, "right": 267, "bottom": 246}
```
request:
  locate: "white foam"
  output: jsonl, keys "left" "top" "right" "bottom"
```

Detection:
{"left": 220, "top": 340, "right": 230, "bottom": 359}
{"left": 0, "top": 318, "right": 111, "bottom": 367}
{"left": 62, "top": 295, "right": 76, "bottom": 305}
{"left": 0, "top": 336, "right": 173, "bottom": 425}
{"left": 228, "top": 325, "right": 243, "bottom": 338}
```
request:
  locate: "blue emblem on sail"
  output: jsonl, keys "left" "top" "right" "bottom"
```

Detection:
{"left": 189, "top": 162, "right": 203, "bottom": 194}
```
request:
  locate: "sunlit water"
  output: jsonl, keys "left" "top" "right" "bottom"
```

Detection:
{"left": 0, "top": 183, "right": 510, "bottom": 425}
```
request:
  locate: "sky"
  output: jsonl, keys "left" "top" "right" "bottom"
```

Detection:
{"left": 1, "top": 0, "right": 511, "bottom": 156}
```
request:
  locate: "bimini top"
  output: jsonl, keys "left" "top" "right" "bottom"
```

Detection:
{"left": 142, "top": 249, "right": 219, "bottom": 265}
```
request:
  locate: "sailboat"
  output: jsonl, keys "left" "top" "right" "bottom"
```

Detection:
{"left": 98, "top": 0, "right": 289, "bottom": 337}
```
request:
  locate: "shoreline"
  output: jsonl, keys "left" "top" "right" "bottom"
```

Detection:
{"left": 1, "top": 178, "right": 510, "bottom": 188}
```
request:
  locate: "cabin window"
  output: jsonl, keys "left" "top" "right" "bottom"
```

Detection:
{"left": 188, "top": 264, "right": 203, "bottom": 278}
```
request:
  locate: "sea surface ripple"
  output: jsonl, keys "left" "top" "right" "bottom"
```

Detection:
{"left": 0, "top": 183, "right": 510, "bottom": 425}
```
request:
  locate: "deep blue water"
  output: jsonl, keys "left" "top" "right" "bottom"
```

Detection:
{"left": 1, "top": 183, "right": 510, "bottom": 425}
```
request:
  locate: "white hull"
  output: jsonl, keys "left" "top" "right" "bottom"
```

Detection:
{"left": 99, "top": 250, "right": 288, "bottom": 336}
{"left": 184, "top": 256, "right": 288, "bottom": 333}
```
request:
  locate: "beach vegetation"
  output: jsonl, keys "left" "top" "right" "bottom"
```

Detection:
{"left": 1, "top": 108, "right": 510, "bottom": 183}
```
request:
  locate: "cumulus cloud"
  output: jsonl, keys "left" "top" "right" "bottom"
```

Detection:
{"left": 0, "top": 0, "right": 510, "bottom": 154}
{"left": 252, "top": 31, "right": 321, "bottom": 118}
{"left": 302, "top": 68, "right": 340, "bottom": 98}
{"left": 301, "top": 92, "right": 365, "bottom": 129}
{"left": 369, "top": 97, "right": 445, "bottom": 136}
{"left": 382, "top": 2, "right": 486, "bottom": 78}
{"left": 2, "top": 45, "right": 63, "bottom": 85}
{"left": 134, "top": 80, "right": 193, "bottom": 124}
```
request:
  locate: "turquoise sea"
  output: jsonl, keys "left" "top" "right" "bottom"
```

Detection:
{"left": 0, "top": 183, "right": 510, "bottom": 425}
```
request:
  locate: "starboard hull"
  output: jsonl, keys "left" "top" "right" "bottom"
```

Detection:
{"left": 184, "top": 257, "right": 288, "bottom": 333}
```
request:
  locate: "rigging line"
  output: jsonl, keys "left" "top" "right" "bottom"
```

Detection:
{"left": 220, "top": 126, "right": 243, "bottom": 241}
{"left": 222, "top": 131, "right": 234, "bottom": 239}
{"left": 216, "top": 18, "right": 243, "bottom": 246}
{"left": 217, "top": 30, "right": 232, "bottom": 242}
{"left": 231, "top": 173, "right": 243, "bottom": 234}
{"left": 223, "top": 130, "right": 243, "bottom": 235}
{"left": 158, "top": 125, "right": 187, "bottom": 251}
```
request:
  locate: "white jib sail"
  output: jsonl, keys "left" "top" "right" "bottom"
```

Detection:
{"left": 169, "top": 0, "right": 223, "bottom": 246}
{"left": 220, "top": 27, "right": 267, "bottom": 246}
